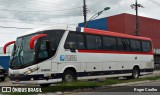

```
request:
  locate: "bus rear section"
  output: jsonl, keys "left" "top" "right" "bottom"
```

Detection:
{"left": 3, "top": 25, "right": 154, "bottom": 86}
{"left": 61, "top": 28, "right": 154, "bottom": 81}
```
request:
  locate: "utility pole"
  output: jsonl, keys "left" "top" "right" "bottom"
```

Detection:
{"left": 131, "top": 0, "right": 144, "bottom": 36}
{"left": 135, "top": 0, "right": 139, "bottom": 36}
{"left": 83, "top": 0, "right": 87, "bottom": 27}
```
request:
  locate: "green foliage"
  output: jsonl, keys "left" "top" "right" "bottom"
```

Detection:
{"left": 1, "top": 76, "right": 160, "bottom": 94}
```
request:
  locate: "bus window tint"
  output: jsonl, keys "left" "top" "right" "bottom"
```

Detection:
{"left": 55, "top": 31, "right": 65, "bottom": 48}
{"left": 142, "top": 41, "right": 151, "bottom": 52}
{"left": 38, "top": 41, "right": 48, "bottom": 59}
{"left": 77, "top": 34, "right": 85, "bottom": 49}
{"left": 95, "top": 36, "right": 102, "bottom": 49}
{"left": 103, "top": 36, "right": 117, "bottom": 50}
{"left": 86, "top": 35, "right": 96, "bottom": 49}
{"left": 122, "top": 38, "right": 130, "bottom": 51}
{"left": 130, "top": 40, "right": 141, "bottom": 52}
{"left": 117, "top": 38, "right": 126, "bottom": 51}
{"left": 64, "top": 32, "right": 77, "bottom": 49}
{"left": 43, "top": 30, "right": 64, "bottom": 57}
{"left": 86, "top": 34, "right": 103, "bottom": 50}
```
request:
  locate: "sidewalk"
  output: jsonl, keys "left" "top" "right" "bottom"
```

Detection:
{"left": 140, "top": 70, "right": 160, "bottom": 78}
{"left": 153, "top": 70, "right": 160, "bottom": 75}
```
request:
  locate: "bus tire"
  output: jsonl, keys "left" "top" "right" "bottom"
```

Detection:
{"left": 128, "top": 67, "right": 140, "bottom": 79}
{"left": 63, "top": 69, "right": 76, "bottom": 82}
{"left": 0, "top": 77, "right": 5, "bottom": 81}
{"left": 40, "top": 83, "right": 51, "bottom": 87}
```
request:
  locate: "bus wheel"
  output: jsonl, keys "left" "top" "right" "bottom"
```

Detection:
{"left": 63, "top": 70, "right": 76, "bottom": 82}
{"left": 128, "top": 67, "right": 140, "bottom": 79}
{"left": 0, "top": 77, "right": 5, "bottom": 81}
{"left": 40, "top": 83, "right": 51, "bottom": 87}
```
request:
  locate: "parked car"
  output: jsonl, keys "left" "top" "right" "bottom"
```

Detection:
{"left": 0, "top": 65, "right": 7, "bottom": 81}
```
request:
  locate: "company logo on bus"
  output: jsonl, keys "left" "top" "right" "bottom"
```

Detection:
{"left": 60, "top": 55, "right": 77, "bottom": 61}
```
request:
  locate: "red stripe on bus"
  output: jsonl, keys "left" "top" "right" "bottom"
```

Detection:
{"left": 78, "top": 50, "right": 153, "bottom": 55}
{"left": 84, "top": 28, "right": 151, "bottom": 41}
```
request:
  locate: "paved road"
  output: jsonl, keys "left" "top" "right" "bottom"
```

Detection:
{"left": 0, "top": 78, "right": 13, "bottom": 86}
{"left": 0, "top": 71, "right": 160, "bottom": 95}
{"left": 0, "top": 78, "right": 31, "bottom": 86}
{"left": 75, "top": 81, "right": 160, "bottom": 95}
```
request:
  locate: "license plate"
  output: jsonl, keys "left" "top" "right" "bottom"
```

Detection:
{"left": 0, "top": 75, "right": 4, "bottom": 77}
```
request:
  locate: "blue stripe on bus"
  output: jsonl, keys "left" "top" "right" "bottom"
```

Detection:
{"left": 10, "top": 69, "right": 153, "bottom": 81}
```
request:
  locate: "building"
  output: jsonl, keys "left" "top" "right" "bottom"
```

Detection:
{"left": 79, "top": 13, "right": 160, "bottom": 65}
{"left": 0, "top": 46, "right": 12, "bottom": 70}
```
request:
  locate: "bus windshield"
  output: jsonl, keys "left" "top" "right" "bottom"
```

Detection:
{"left": 10, "top": 30, "right": 65, "bottom": 69}
{"left": 10, "top": 34, "right": 35, "bottom": 69}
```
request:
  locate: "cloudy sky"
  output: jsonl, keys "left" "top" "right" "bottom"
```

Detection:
{"left": 0, "top": 0, "right": 159, "bottom": 47}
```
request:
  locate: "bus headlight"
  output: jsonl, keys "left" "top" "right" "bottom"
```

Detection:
{"left": 24, "top": 67, "right": 39, "bottom": 75}
{"left": 24, "top": 70, "right": 31, "bottom": 75}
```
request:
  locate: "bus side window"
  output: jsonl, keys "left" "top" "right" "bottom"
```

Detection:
{"left": 95, "top": 35, "right": 103, "bottom": 49}
{"left": 64, "top": 32, "right": 77, "bottom": 49}
{"left": 130, "top": 40, "right": 141, "bottom": 52}
{"left": 117, "top": 38, "right": 125, "bottom": 51}
{"left": 102, "top": 36, "right": 117, "bottom": 50}
{"left": 38, "top": 41, "right": 48, "bottom": 59}
{"left": 142, "top": 41, "right": 151, "bottom": 52}
{"left": 77, "top": 33, "right": 85, "bottom": 49}
{"left": 122, "top": 38, "right": 130, "bottom": 51}
{"left": 86, "top": 34, "right": 96, "bottom": 49}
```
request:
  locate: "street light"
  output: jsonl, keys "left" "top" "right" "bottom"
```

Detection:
{"left": 88, "top": 7, "right": 110, "bottom": 21}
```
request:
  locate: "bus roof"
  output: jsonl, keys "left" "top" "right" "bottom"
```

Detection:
{"left": 18, "top": 24, "right": 69, "bottom": 38}
{"left": 16, "top": 24, "right": 151, "bottom": 41}
{"left": 84, "top": 28, "right": 151, "bottom": 41}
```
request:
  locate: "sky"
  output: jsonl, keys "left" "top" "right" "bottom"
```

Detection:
{"left": 0, "top": 0, "right": 160, "bottom": 47}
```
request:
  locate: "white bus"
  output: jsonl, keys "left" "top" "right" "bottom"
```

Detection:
{"left": 4, "top": 25, "right": 154, "bottom": 87}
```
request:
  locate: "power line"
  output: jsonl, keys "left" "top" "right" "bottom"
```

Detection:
{"left": 0, "top": 7, "right": 81, "bottom": 13}
{"left": 0, "top": 17, "right": 79, "bottom": 26}
{"left": 0, "top": 20, "right": 52, "bottom": 25}
{"left": 0, "top": 16, "right": 64, "bottom": 24}
{"left": 0, "top": 18, "right": 78, "bottom": 26}
{"left": 0, "top": 25, "right": 33, "bottom": 30}
{"left": 148, "top": 0, "right": 160, "bottom": 6}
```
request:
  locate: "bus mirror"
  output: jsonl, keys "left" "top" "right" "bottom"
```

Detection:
{"left": 29, "top": 34, "right": 47, "bottom": 49}
{"left": 3, "top": 41, "right": 15, "bottom": 54}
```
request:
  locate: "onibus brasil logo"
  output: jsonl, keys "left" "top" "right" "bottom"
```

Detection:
{"left": 1, "top": 87, "right": 42, "bottom": 93}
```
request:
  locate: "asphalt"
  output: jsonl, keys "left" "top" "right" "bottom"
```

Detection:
{"left": 0, "top": 70, "right": 160, "bottom": 95}
{"left": 74, "top": 81, "right": 160, "bottom": 95}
